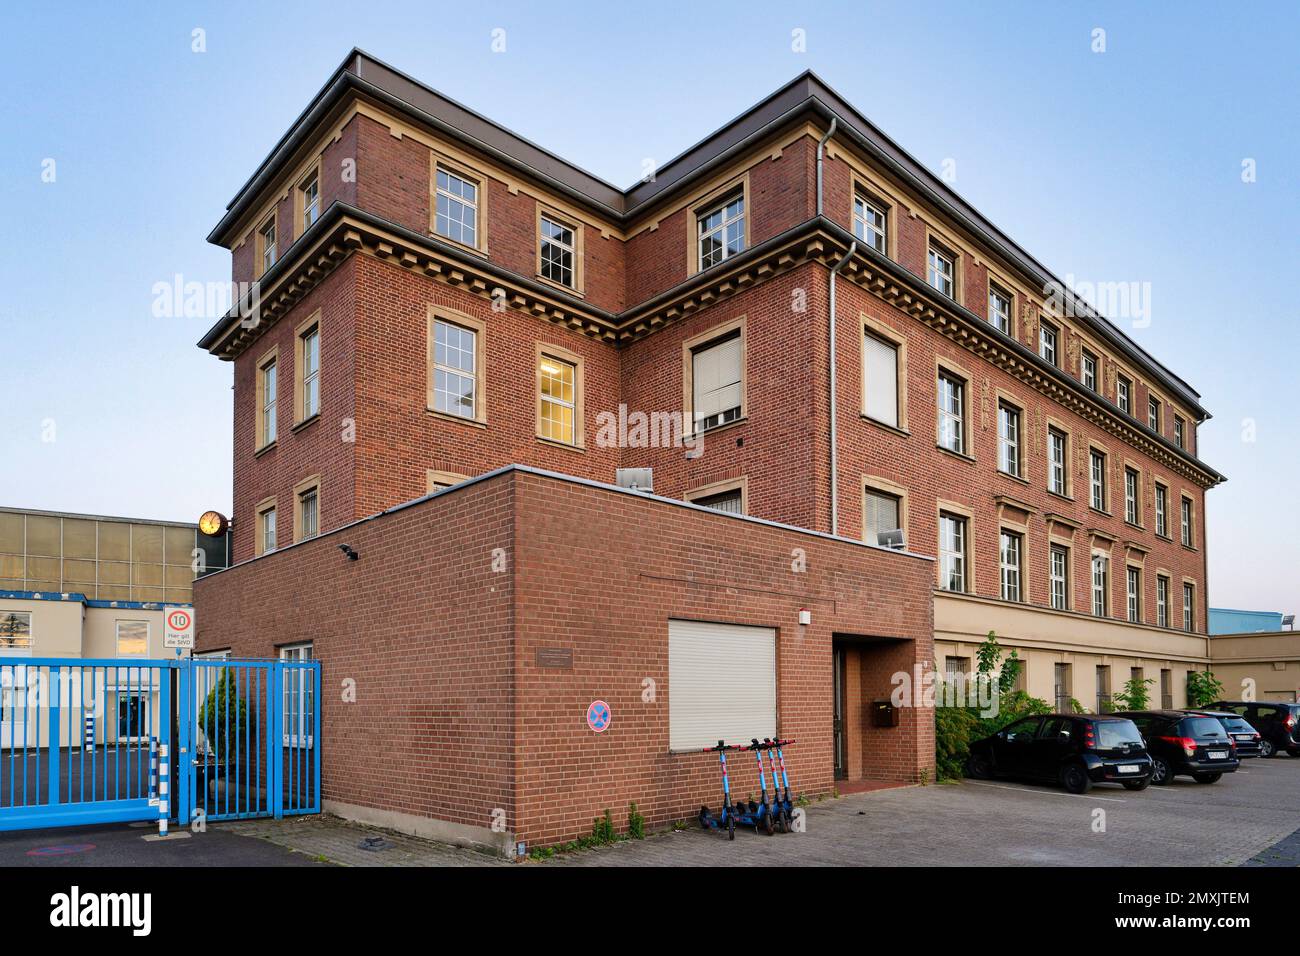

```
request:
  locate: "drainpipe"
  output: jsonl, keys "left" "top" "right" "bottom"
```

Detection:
{"left": 828, "top": 241, "right": 856, "bottom": 537}
{"left": 816, "top": 118, "right": 837, "bottom": 216}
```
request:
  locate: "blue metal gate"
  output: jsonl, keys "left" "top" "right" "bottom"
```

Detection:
{"left": 0, "top": 657, "right": 319, "bottom": 832}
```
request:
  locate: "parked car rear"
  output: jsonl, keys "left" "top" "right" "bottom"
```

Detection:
{"left": 966, "top": 714, "right": 1152, "bottom": 794}
{"left": 1114, "top": 710, "right": 1240, "bottom": 784}
{"left": 1211, "top": 701, "right": 1300, "bottom": 758}
{"left": 1185, "top": 709, "right": 1262, "bottom": 758}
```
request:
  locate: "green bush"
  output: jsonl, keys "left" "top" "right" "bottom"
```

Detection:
{"left": 627, "top": 802, "right": 645, "bottom": 840}
{"left": 1111, "top": 677, "right": 1154, "bottom": 711}
{"left": 1186, "top": 670, "right": 1225, "bottom": 708}
{"left": 591, "top": 808, "right": 616, "bottom": 845}
{"left": 197, "top": 669, "right": 256, "bottom": 764}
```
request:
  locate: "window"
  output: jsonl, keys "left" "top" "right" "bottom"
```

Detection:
{"left": 1096, "top": 665, "right": 1112, "bottom": 712}
{"left": 427, "top": 470, "right": 468, "bottom": 493}
{"left": 927, "top": 242, "right": 955, "bottom": 298}
{"left": 258, "top": 216, "right": 277, "bottom": 275}
{"left": 259, "top": 504, "right": 277, "bottom": 555}
{"left": 668, "top": 620, "right": 774, "bottom": 750}
{"left": 864, "top": 489, "right": 902, "bottom": 546}
{"left": 1054, "top": 663, "right": 1072, "bottom": 713}
{"left": 1155, "top": 484, "right": 1169, "bottom": 537}
{"left": 998, "top": 402, "right": 1021, "bottom": 477}
{"left": 1180, "top": 496, "right": 1194, "bottom": 547}
{"left": 1081, "top": 350, "right": 1098, "bottom": 391}
{"left": 1156, "top": 575, "right": 1170, "bottom": 628}
{"left": 853, "top": 192, "right": 887, "bottom": 254}
{"left": 1117, "top": 375, "right": 1132, "bottom": 415}
{"left": 258, "top": 355, "right": 278, "bottom": 448}
{"left": 1124, "top": 467, "right": 1140, "bottom": 525}
{"left": 1050, "top": 544, "right": 1069, "bottom": 610}
{"left": 698, "top": 193, "right": 745, "bottom": 269}
{"left": 300, "top": 170, "right": 320, "bottom": 232}
{"left": 1091, "top": 554, "right": 1109, "bottom": 617}
{"left": 944, "top": 656, "right": 972, "bottom": 682}
{"left": 0, "top": 611, "right": 32, "bottom": 652}
{"left": 1039, "top": 319, "right": 1058, "bottom": 366}
{"left": 538, "top": 353, "right": 577, "bottom": 445}
{"left": 937, "top": 371, "right": 966, "bottom": 454}
{"left": 939, "top": 512, "right": 967, "bottom": 592}
{"left": 1126, "top": 567, "right": 1141, "bottom": 623}
{"left": 116, "top": 620, "right": 148, "bottom": 657}
{"left": 434, "top": 166, "right": 478, "bottom": 247}
{"left": 693, "top": 490, "right": 743, "bottom": 514}
{"left": 1183, "top": 582, "right": 1195, "bottom": 632}
{"left": 1160, "top": 669, "right": 1173, "bottom": 709}
{"left": 297, "top": 484, "right": 319, "bottom": 542}
{"left": 1089, "top": 449, "right": 1107, "bottom": 511}
{"left": 1174, "top": 415, "right": 1186, "bottom": 449}
{"left": 1048, "top": 428, "right": 1067, "bottom": 495}
{"left": 432, "top": 318, "right": 478, "bottom": 420}
{"left": 280, "top": 642, "right": 314, "bottom": 749}
{"left": 1148, "top": 396, "right": 1161, "bottom": 432}
{"left": 539, "top": 214, "right": 576, "bottom": 288}
{"left": 298, "top": 323, "right": 320, "bottom": 422}
{"left": 1000, "top": 530, "right": 1023, "bottom": 602}
{"left": 988, "top": 284, "right": 1012, "bottom": 335}
{"left": 690, "top": 330, "right": 743, "bottom": 432}
{"left": 863, "top": 332, "right": 900, "bottom": 428}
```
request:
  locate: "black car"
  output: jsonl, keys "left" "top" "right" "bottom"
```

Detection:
{"left": 1210, "top": 701, "right": 1300, "bottom": 758}
{"left": 1185, "top": 709, "right": 1262, "bottom": 758}
{"left": 1113, "top": 710, "right": 1240, "bottom": 784}
{"left": 966, "top": 714, "right": 1152, "bottom": 794}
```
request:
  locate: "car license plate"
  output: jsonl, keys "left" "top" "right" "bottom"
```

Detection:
{"left": 1234, "top": 734, "right": 1253, "bottom": 741}
{"left": 1207, "top": 750, "right": 1228, "bottom": 759}
{"left": 1117, "top": 764, "right": 1140, "bottom": 774}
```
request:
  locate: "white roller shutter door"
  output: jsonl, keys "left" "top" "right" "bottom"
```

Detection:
{"left": 669, "top": 619, "right": 776, "bottom": 751}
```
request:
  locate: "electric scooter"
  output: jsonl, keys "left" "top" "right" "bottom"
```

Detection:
{"left": 765, "top": 737, "right": 796, "bottom": 830}
{"left": 732, "top": 739, "right": 776, "bottom": 835}
{"left": 759, "top": 740, "right": 789, "bottom": 833}
{"left": 697, "top": 740, "right": 739, "bottom": 840}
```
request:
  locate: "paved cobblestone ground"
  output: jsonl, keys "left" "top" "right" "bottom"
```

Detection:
{"left": 214, "top": 757, "right": 1300, "bottom": 867}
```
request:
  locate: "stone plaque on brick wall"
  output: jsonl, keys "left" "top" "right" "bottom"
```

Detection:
{"left": 535, "top": 646, "right": 573, "bottom": 670}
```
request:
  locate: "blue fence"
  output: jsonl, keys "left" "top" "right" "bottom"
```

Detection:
{"left": 0, "top": 657, "right": 320, "bottom": 832}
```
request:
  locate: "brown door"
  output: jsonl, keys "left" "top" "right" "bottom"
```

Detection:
{"left": 833, "top": 645, "right": 847, "bottom": 779}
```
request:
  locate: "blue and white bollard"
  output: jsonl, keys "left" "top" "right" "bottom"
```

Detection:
{"left": 149, "top": 737, "right": 158, "bottom": 800}
{"left": 157, "top": 743, "right": 169, "bottom": 838}
{"left": 83, "top": 714, "right": 94, "bottom": 748}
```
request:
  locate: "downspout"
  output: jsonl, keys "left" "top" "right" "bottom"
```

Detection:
{"left": 828, "top": 242, "right": 856, "bottom": 537}
{"left": 817, "top": 118, "right": 853, "bottom": 536}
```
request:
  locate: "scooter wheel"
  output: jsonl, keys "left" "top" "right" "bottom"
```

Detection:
{"left": 763, "top": 811, "right": 774, "bottom": 836}
{"left": 727, "top": 816, "right": 736, "bottom": 841}
{"left": 776, "top": 809, "right": 789, "bottom": 834}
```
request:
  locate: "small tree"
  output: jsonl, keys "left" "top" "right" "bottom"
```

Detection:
{"left": 198, "top": 669, "right": 256, "bottom": 765}
{"left": 1111, "top": 676, "right": 1154, "bottom": 711}
{"left": 1186, "top": 670, "right": 1225, "bottom": 708}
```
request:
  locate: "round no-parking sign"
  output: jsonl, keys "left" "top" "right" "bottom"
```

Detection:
{"left": 586, "top": 700, "right": 611, "bottom": 733}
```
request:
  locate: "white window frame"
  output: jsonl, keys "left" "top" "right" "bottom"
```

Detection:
{"left": 1048, "top": 428, "right": 1067, "bottom": 495}
{"left": 937, "top": 372, "right": 965, "bottom": 454}
{"left": 261, "top": 506, "right": 277, "bottom": 554}
{"left": 988, "top": 284, "right": 1012, "bottom": 335}
{"left": 863, "top": 332, "right": 900, "bottom": 428}
{"left": 539, "top": 213, "right": 576, "bottom": 288}
{"left": 697, "top": 193, "right": 746, "bottom": 269}
{"left": 852, "top": 193, "right": 887, "bottom": 254}
{"left": 259, "top": 217, "right": 277, "bottom": 274}
{"left": 1173, "top": 416, "right": 1186, "bottom": 449}
{"left": 1124, "top": 468, "right": 1139, "bottom": 525}
{"left": 1126, "top": 567, "right": 1141, "bottom": 623}
{"left": 691, "top": 331, "right": 743, "bottom": 432}
{"left": 1155, "top": 484, "right": 1168, "bottom": 537}
{"left": 432, "top": 318, "right": 478, "bottom": 420}
{"left": 538, "top": 353, "right": 577, "bottom": 445}
{"left": 1000, "top": 530, "right": 1023, "bottom": 602}
{"left": 927, "top": 243, "right": 955, "bottom": 298}
{"left": 261, "top": 359, "right": 278, "bottom": 445}
{"left": 998, "top": 402, "right": 1021, "bottom": 477}
{"left": 301, "top": 325, "right": 320, "bottom": 420}
{"left": 1117, "top": 376, "right": 1132, "bottom": 414}
{"left": 300, "top": 171, "right": 320, "bottom": 232}
{"left": 1148, "top": 396, "right": 1161, "bottom": 432}
{"left": 1157, "top": 575, "right": 1170, "bottom": 628}
{"left": 298, "top": 486, "right": 319, "bottom": 541}
{"left": 939, "top": 512, "right": 967, "bottom": 593}
{"left": 1090, "top": 450, "right": 1106, "bottom": 511}
{"left": 1049, "top": 545, "right": 1069, "bottom": 610}
{"left": 1081, "top": 350, "right": 1097, "bottom": 391}
{"left": 1039, "top": 320, "right": 1058, "bottom": 366}
{"left": 434, "top": 166, "right": 479, "bottom": 247}
{"left": 1181, "top": 497, "right": 1194, "bottom": 547}
{"left": 1182, "top": 583, "right": 1195, "bottom": 632}
{"left": 280, "top": 642, "right": 315, "bottom": 748}
{"left": 1091, "top": 555, "right": 1109, "bottom": 617}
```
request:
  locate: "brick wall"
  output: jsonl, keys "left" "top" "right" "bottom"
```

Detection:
{"left": 194, "top": 467, "right": 935, "bottom": 849}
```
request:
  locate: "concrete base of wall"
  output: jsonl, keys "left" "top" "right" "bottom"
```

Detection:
{"left": 322, "top": 799, "right": 515, "bottom": 859}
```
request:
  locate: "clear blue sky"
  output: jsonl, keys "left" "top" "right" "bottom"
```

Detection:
{"left": 1, "top": 1, "right": 1296, "bottom": 612}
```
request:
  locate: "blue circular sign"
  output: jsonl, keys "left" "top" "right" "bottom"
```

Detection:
{"left": 586, "top": 699, "right": 611, "bottom": 733}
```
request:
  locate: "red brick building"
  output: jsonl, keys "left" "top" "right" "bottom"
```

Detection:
{"left": 194, "top": 50, "right": 1223, "bottom": 850}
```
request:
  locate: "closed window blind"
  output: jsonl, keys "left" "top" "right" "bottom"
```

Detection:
{"left": 692, "top": 335, "right": 742, "bottom": 430}
{"left": 863, "top": 334, "right": 899, "bottom": 427}
{"left": 864, "top": 490, "right": 900, "bottom": 544}
{"left": 669, "top": 620, "right": 775, "bottom": 751}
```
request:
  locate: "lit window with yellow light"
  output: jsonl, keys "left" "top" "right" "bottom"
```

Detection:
{"left": 539, "top": 355, "right": 575, "bottom": 444}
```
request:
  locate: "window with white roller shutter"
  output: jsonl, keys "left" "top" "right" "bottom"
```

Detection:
{"left": 668, "top": 619, "right": 776, "bottom": 751}
{"left": 691, "top": 333, "right": 742, "bottom": 432}
{"left": 863, "top": 333, "right": 899, "bottom": 427}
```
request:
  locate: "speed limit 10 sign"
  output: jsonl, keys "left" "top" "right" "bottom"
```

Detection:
{"left": 164, "top": 607, "right": 195, "bottom": 648}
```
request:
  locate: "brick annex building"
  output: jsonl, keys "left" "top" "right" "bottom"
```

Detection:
{"left": 194, "top": 50, "right": 1224, "bottom": 852}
